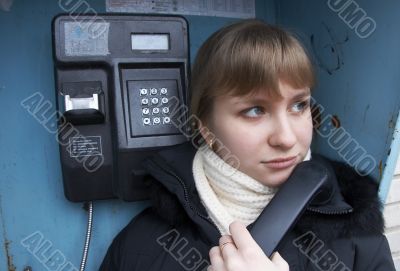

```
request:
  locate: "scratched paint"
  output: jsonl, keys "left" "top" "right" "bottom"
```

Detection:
{"left": 331, "top": 115, "right": 341, "bottom": 128}
{"left": 4, "top": 240, "right": 16, "bottom": 271}
{"left": 310, "top": 22, "right": 348, "bottom": 75}
{"left": 0, "top": 196, "right": 15, "bottom": 271}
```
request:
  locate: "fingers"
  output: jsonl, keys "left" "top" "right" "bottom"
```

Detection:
{"left": 209, "top": 246, "right": 226, "bottom": 271}
{"left": 219, "top": 235, "right": 237, "bottom": 259}
{"left": 228, "top": 221, "right": 260, "bottom": 251}
{"left": 271, "top": 252, "right": 290, "bottom": 271}
{"left": 209, "top": 235, "right": 239, "bottom": 271}
{"left": 209, "top": 229, "right": 290, "bottom": 271}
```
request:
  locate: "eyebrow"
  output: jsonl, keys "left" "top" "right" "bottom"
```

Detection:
{"left": 233, "top": 90, "right": 311, "bottom": 105}
{"left": 291, "top": 91, "right": 311, "bottom": 101}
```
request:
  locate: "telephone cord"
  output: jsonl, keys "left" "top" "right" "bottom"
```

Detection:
{"left": 80, "top": 201, "right": 93, "bottom": 271}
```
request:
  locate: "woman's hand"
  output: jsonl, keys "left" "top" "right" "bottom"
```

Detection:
{"left": 208, "top": 221, "right": 289, "bottom": 271}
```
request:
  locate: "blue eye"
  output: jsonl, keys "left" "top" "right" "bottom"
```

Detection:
{"left": 292, "top": 100, "right": 310, "bottom": 113}
{"left": 243, "top": 106, "right": 264, "bottom": 117}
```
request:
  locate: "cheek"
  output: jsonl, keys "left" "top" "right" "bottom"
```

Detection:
{"left": 212, "top": 120, "right": 259, "bottom": 156}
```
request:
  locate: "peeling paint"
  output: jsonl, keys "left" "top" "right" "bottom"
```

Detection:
{"left": 388, "top": 115, "right": 396, "bottom": 129}
{"left": 378, "top": 160, "right": 383, "bottom": 180}
{"left": 331, "top": 115, "right": 341, "bottom": 128}
{"left": 0, "top": 195, "right": 16, "bottom": 271}
{"left": 4, "top": 240, "right": 16, "bottom": 271}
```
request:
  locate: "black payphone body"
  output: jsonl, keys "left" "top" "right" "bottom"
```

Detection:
{"left": 53, "top": 15, "right": 190, "bottom": 201}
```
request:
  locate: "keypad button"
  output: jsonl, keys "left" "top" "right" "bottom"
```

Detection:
{"left": 163, "top": 117, "right": 171, "bottom": 124}
{"left": 142, "top": 108, "right": 150, "bottom": 115}
{"left": 141, "top": 98, "right": 149, "bottom": 105}
{"left": 140, "top": 88, "right": 148, "bottom": 95}
{"left": 162, "top": 107, "right": 169, "bottom": 114}
{"left": 143, "top": 118, "right": 151, "bottom": 125}
{"left": 150, "top": 88, "right": 158, "bottom": 95}
{"left": 152, "top": 107, "right": 160, "bottom": 114}
{"left": 161, "top": 97, "right": 169, "bottom": 104}
{"left": 153, "top": 117, "right": 161, "bottom": 124}
{"left": 151, "top": 97, "right": 159, "bottom": 105}
{"left": 160, "top": 88, "right": 168, "bottom": 95}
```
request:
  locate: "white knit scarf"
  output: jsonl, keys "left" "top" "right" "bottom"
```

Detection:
{"left": 192, "top": 145, "right": 311, "bottom": 235}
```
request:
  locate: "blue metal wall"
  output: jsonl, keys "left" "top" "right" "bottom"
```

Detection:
{"left": 1, "top": 0, "right": 399, "bottom": 270}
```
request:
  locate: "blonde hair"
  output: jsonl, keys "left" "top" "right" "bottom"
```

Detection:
{"left": 190, "top": 19, "right": 315, "bottom": 126}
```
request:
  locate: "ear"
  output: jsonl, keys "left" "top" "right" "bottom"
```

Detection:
{"left": 196, "top": 119, "right": 214, "bottom": 147}
{"left": 197, "top": 121, "right": 209, "bottom": 145}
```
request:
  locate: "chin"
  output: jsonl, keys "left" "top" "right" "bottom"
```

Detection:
{"left": 265, "top": 178, "right": 287, "bottom": 188}
{"left": 262, "top": 170, "right": 293, "bottom": 188}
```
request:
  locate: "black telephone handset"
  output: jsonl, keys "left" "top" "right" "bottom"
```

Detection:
{"left": 249, "top": 160, "right": 331, "bottom": 257}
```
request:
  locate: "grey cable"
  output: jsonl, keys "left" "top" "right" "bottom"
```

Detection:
{"left": 80, "top": 201, "right": 93, "bottom": 271}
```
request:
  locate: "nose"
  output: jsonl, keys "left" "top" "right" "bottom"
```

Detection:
{"left": 268, "top": 114, "right": 297, "bottom": 149}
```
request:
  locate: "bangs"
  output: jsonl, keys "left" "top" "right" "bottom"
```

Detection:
{"left": 209, "top": 23, "right": 315, "bottom": 98}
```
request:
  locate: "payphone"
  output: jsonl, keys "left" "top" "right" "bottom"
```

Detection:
{"left": 52, "top": 15, "right": 190, "bottom": 201}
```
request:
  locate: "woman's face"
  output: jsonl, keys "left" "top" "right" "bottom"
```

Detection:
{"left": 201, "top": 80, "right": 313, "bottom": 187}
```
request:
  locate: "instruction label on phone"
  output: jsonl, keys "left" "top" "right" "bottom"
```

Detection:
{"left": 106, "top": 0, "right": 255, "bottom": 19}
{"left": 69, "top": 136, "right": 102, "bottom": 157}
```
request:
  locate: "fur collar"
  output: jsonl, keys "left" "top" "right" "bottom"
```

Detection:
{"left": 293, "top": 159, "right": 384, "bottom": 241}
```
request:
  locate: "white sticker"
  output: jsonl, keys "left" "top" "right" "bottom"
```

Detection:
{"left": 64, "top": 22, "right": 110, "bottom": 56}
{"left": 106, "top": 0, "right": 255, "bottom": 19}
{"left": 69, "top": 136, "right": 103, "bottom": 157}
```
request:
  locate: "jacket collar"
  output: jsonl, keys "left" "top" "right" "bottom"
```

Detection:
{"left": 142, "top": 142, "right": 221, "bottom": 245}
{"left": 142, "top": 141, "right": 383, "bottom": 244}
{"left": 305, "top": 153, "right": 354, "bottom": 215}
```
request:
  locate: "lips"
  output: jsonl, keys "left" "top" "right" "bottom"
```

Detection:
{"left": 262, "top": 156, "right": 297, "bottom": 169}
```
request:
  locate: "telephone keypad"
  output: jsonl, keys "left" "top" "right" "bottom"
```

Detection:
{"left": 128, "top": 79, "right": 182, "bottom": 137}
{"left": 131, "top": 84, "right": 176, "bottom": 127}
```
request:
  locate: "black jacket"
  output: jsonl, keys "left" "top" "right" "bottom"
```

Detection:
{"left": 100, "top": 142, "right": 395, "bottom": 271}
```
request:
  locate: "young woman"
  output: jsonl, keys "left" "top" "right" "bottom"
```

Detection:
{"left": 100, "top": 20, "right": 395, "bottom": 271}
